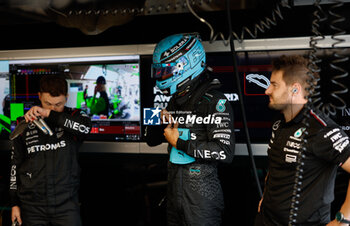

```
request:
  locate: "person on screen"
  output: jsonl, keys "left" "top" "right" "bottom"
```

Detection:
{"left": 145, "top": 33, "right": 235, "bottom": 226}
{"left": 10, "top": 74, "right": 91, "bottom": 226}
{"left": 2, "top": 93, "right": 10, "bottom": 117}
{"left": 87, "top": 75, "right": 110, "bottom": 117}
{"left": 255, "top": 55, "right": 350, "bottom": 225}
{"left": 83, "top": 84, "right": 88, "bottom": 103}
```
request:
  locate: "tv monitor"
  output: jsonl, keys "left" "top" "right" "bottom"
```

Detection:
{"left": 0, "top": 70, "right": 10, "bottom": 140}
{"left": 9, "top": 55, "right": 141, "bottom": 141}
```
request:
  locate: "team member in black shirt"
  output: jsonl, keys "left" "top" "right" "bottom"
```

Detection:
{"left": 255, "top": 55, "right": 350, "bottom": 225}
{"left": 10, "top": 75, "right": 91, "bottom": 226}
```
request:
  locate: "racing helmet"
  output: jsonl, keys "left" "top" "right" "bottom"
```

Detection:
{"left": 152, "top": 33, "right": 206, "bottom": 95}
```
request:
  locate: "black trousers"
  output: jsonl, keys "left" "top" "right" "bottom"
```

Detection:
{"left": 254, "top": 212, "right": 264, "bottom": 226}
{"left": 166, "top": 163, "right": 224, "bottom": 226}
{"left": 21, "top": 197, "right": 81, "bottom": 226}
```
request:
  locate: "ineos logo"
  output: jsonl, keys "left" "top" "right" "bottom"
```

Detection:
{"left": 342, "top": 108, "right": 350, "bottom": 117}
{"left": 64, "top": 119, "right": 90, "bottom": 134}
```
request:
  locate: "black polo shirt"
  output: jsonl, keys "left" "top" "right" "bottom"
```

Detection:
{"left": 262, "top": 107, "right": 350, "bottom": 225}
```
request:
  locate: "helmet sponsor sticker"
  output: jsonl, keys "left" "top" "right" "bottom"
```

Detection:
{"left": 161, "top": 36, "right": 190, "bottom": 61}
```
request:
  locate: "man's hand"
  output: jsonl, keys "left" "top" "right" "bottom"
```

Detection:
{"left": 11, "top": 206, "right": 22, "bottom": 225}
{"left": 164, "top": 123, "right": 179, "bottom": 148}
{"left": 94, "top": 85, "right": 98, "bottom": 96}
{"left": 24, "top": 106, "right": 50, "bottom": 122}
{"left": 326, "top": 220, "right": 347, "bottom": 226}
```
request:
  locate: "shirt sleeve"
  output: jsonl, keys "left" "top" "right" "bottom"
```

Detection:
{"left": 9, "top": 136, "right": 26, "bottom": 207}
{"left": 145, "top": 125, "right": 166, "bottom": 147}
{"left": 176, "top": 95, "right": 235, "bottom": 164}
{"left": 46, "top": 109, "right": 92, "bottom": 139}
{"left": 310, "top": 127, "right": 350, "bottom": 166}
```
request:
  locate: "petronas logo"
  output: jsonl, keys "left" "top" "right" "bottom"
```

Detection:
{"left": 294, "top": 127, "right": 306, "bottom": 138}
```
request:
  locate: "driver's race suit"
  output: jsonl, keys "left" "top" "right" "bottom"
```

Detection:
{"left": 145, "top": 77, "right": 235, "bottom": 226}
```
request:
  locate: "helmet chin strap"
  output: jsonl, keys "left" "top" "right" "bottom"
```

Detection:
{"left": 174, "top": 72, "right": 209, "bottom": 106}
{"left": 177, "top": 86, "right": 191, "bottom": 97}
{"left": 173, "top": 85, "right": 194, "bottom": 106}
{"left": 178, "top": 67, "right": 209, "bottom": 96}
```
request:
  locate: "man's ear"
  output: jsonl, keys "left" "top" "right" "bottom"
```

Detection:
{"left": 291, "top": 83, "right": 302, "bottom": 95}
{"left": 38, "top": 92, "right": 42, "bottom": 100}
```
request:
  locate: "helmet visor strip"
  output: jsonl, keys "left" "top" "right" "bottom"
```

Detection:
{"left": 152, "top": 63, "right": 177, "bottom": 81}
{"left": 152, "top": 56, "right": 188, "bottom": 80}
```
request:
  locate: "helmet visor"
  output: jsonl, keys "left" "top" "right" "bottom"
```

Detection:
{"left": 152, "top": 63, "right": 177, "bottom": 81}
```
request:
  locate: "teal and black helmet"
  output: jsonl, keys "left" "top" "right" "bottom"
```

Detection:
{"left": 152, "top": 33, "right": 206, "bottom": 95}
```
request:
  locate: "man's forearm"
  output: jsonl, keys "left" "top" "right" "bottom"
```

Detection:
{"left": 339, "top": 179, "right": 350, "bottom": 218}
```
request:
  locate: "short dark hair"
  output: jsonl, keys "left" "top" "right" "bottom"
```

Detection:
{"left": 40, "top": 75, "right": 68, "bottom": 96}
{"left": 96, "top": 76, "right": 106, "bottom": 85}
{"left": 272, "top": 55, "right": 319, "bottom": 92}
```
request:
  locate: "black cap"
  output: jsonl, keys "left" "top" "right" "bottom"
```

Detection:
{"left": 96, "top": 76, "right": 106, "bottom": 84}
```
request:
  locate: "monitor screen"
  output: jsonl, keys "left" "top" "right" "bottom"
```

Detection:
{"left": 0, "top": 71, "right": 10, "bottom": 140}
{"left": 9, "top": 55, "right": 141, "bottom": 141}
{"left": 3, "top": 48, "right": 350, "bottom": 144}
